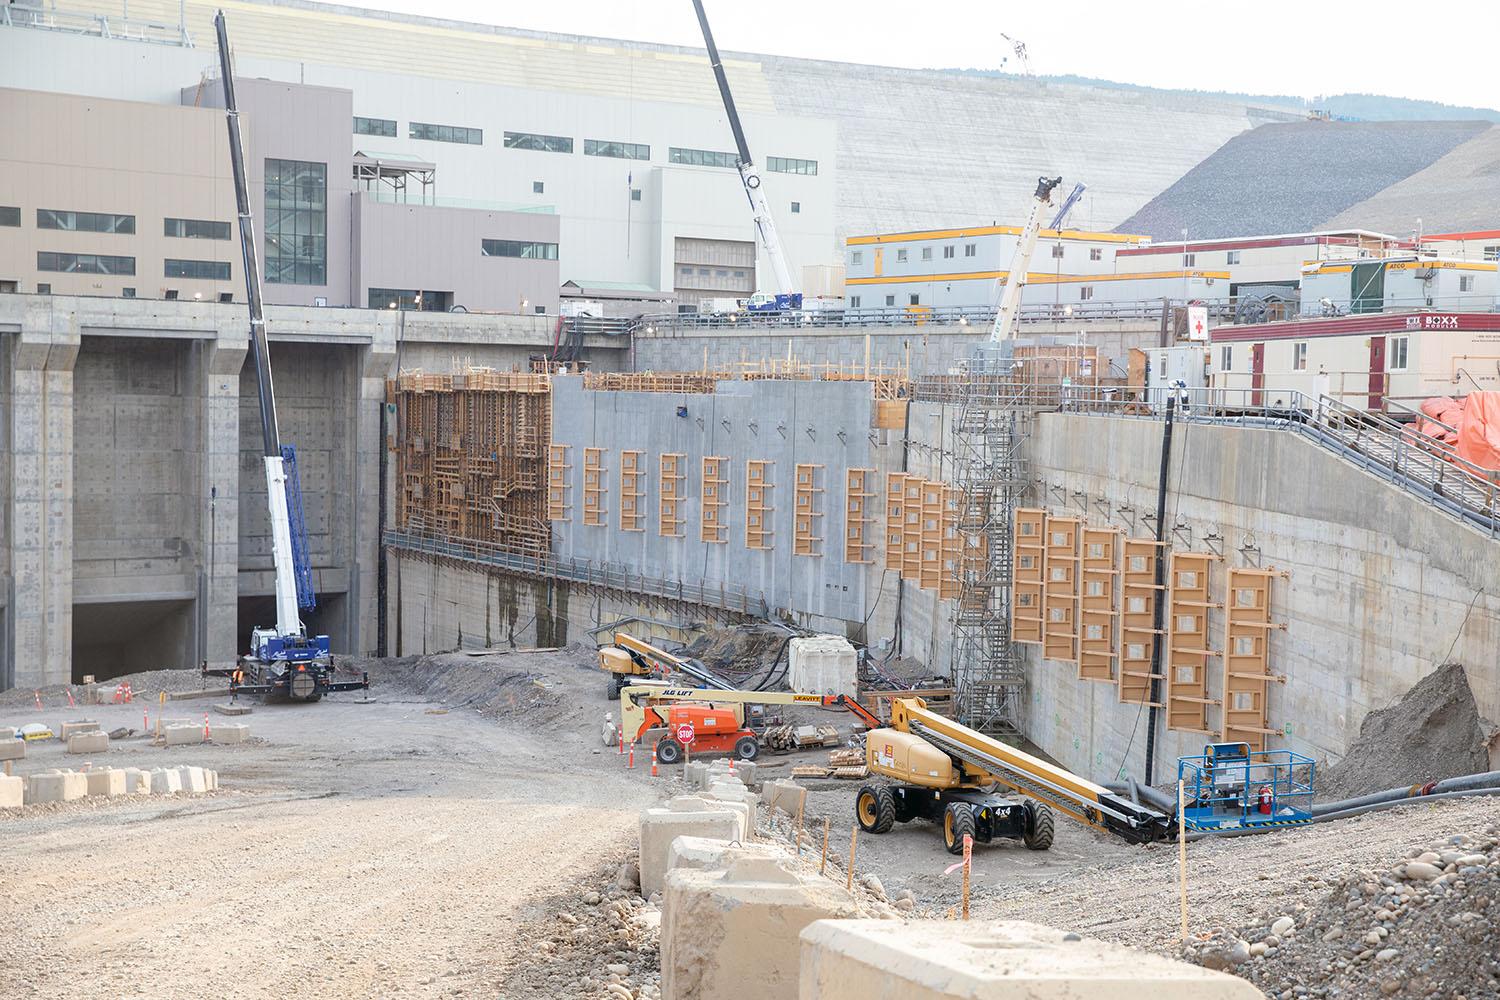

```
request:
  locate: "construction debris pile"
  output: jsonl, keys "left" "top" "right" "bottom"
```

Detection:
{"left": 1185, "top": 821, "right": 1500, "bottom": 999}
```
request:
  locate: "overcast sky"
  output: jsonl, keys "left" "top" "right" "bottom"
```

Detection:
{"left": 355, "top": 0, "right": 1498, "bottom": 108}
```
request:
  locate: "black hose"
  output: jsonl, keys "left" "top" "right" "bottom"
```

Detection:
{"left": 1311, "top": 769, "right": 1500, "bottom": 816}
{"left": 1186, "top": 786, "right": 1500, "bottom": 841}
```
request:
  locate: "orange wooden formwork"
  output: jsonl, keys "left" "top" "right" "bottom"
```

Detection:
{"left": 1077, "top": 525, "right": 1121, "bottom": 682}
{"left": 583, "top": 447, "right": 607, "bottom": 527}
{"left": 547, "top": 444, "right": 571, "bottom": 522}
{"left": 1118, "top": 538, "right": 1166, "bottom": 706}
{"left": 1166, "top": 552, "right": 1220, "bottom": 735}
{"left": 844, "top": 468, "right": 876, "bottom": 564}
{"left": 884, "top": 473, "right": 906, "bottom": 572}
{"left": 1042, "top": 516, "right": 1080, "bottom": 664}
{"left": 1222, "top": 568, "right": 1286, "bottom": 752}
{"left": 701, "top": 456, "right": 728, "bottom": 544}
{"left": 901, "top": 476, "right": 924, "bottom": 581}
{"left": 1011, "top": 508, "right": 1046, "bottom": 645}
{"left": 939, "top": 486, "right": 962, "bottom": 600}
{"left": 659, "top": 453, "right": 686, "bottom": 538}
{"left": 619, "top": 450, "right": 645, "bottom": 532}
{"left": 793, "top": 464, "right": 824, "bottom": 556}
{"left": 746, "top": 460, "right": 774, "bottom": 550}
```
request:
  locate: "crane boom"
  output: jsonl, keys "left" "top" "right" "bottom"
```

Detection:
{"left": 989, "top": 175, "right": 1062, "bottom": 343}
{"left": 690, "top": 0, "right": 796, "bottom": 298}
{"left": 214, "top": 9, "right": 300, "bottom": 641}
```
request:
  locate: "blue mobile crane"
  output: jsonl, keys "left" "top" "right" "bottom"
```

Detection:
{"left": 203, "top": 10, "right": 368, "bottom": 702}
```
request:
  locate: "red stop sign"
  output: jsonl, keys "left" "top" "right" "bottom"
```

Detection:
{"left": 675, "top": 723, "right": 696, "bottom": 746}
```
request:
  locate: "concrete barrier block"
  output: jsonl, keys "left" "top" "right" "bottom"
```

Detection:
{"left": 684, "top": 761, "right": 709, "bottom": 789}
{"left": 762, "top": 779, "right": 806, "bottom": 814}
{"left": 788, "top": 635, "right": 857, "bottom": 697}
{"left": 706, "top": 781, "right": 759, "bottom": 831}
{"left": 85, "top": 768, "right": 126, "bottom": 797}
{"left": 667, "top": 835, "right": 790, "bottom": 878}
{"left": 729, "top": 760, "right": 760, "bottom": 786}
{"left": 0, "top": 774, "right": 23, "bottom": 808}
{"left": 205, "top": 769, "right": 218, "bottom": 791}
{"left": 663, "top": 857, "right": 861, "bottom": 1000}
{"left": 25, "top": 770, "right": 88, "bottom": 804}
{"left": 213, "top": 703, "right": 252, "bottom": 716}
{"left": 66, "top": 731, "right": 109, "bottom": 754}
{"left": 212, "top": 723, "right": 249, "bottom": 744}
{"left": 798, "top": 920, "right": 1268, "bottom": 1000}
{"left": 176, "top": 766, "right": 207, "bottom": 793}
{"left": 639, "top": 796, "right": 745, "bottom": 897}
{"left": 150, "top": 768, "right": 183, "bottom": 795}
{"left": 164, "top": 725, "right": 204, "bottom": 746}
{"left": 0, "top": 738, "right": 24, "bottom": 762}
{"left": 122, "top": 768, "right": 152, "bottom": 794}
{"left": 60, "top": 720, "right": 100, "bottom": 740}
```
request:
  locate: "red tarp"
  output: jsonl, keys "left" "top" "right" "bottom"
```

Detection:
{"left": 1456, "top": 392, "right": 1500, "bottom": 471}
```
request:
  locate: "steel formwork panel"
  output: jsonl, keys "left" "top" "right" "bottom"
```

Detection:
{"left": 1223, "top": 568, "right": 1283, "bottom": 752}
{"left": 1011, "top": 508, "right": 1046, "bottom": 645}
{"left": 844, "top": 468, "right": 875, "bottom": 564}
{"left": 1077, "top": 526, "right": 1121, "bottom": 682}
{"left": 1166, "top": 552, "right": 1220, "bottom": 735}
{"left": 1042, "top": 516, "right": 1080, "bottom": 664}
{"left": 1118, "top": 538, "right": 1166, "bottom": 706}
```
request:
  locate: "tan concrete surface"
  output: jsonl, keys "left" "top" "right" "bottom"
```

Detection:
{"left": 0, "top": 738, "right": 25, "bottom": 761}
{"left": 25, "top": 770, "right": 88, "bottom": 804}
{"left": 164, "top": 725, "right": 205, "bottom": 746}
{"left": 176, "top": 766, "right": 207, "bottom": 793}
{"left": 799, "top": 920, "right": 1268, "bottom": 999}
{"left": 666, "top": 835, "right": 789, "bottom": 877}
{"left": 85, "top": 768, "right": 126, "bottom": 797}
{"left": 663, "top": 857, "right": 862, "bottom": 1000}
{"left": 213, "top": 723, "right": 250, "bottom": 744}
{"left": 639, "top": 796, "right": 744, "bottom": 896}
{"left": 121, "top": 767, "right": 152, "bottom": 794}
{"left": 150, "top": 768, "right": 183, "bottom": 794}
{"left": 0, "top": 773, "right": 23, "bottom": 808}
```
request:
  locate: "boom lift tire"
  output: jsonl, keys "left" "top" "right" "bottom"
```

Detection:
{"left": 656, "top": 737, "right": 684, "bottom": 765}
{"left": 1022, "top": 800, "right": 1055, "bottom": 851}
{"left": 733, "top": 735, "right": 761, "bottom": 761}
{"left": 855, "top": 784, "right": 897, "bottom": 834}
{"left": 942, "top": 801, "right": 977, "bottom": 854}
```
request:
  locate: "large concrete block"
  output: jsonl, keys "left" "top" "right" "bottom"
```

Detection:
{"left": 164, "top": 724, "right": 204, "bottom": 746}
{"left": 204, "top": 769, "right": 219, "bottom": 791}
{"left": 176, "top": 766, "right": 207, "bottom": 793}
{"left": 639, "top": 796, "right": 744, "bottom": 896}
{"left": 213, "top": 703, "right": 252, "bottom": 716}
{"left": 26, "top": 770, "right": 88, "bottom": 804}
{"left": 788, "top": 636, "right": 856, "bottom": 697}
{"left": 728, "top": 760, "right": 761, "bottom": 787}
{"left": 0, "top": 774, "right": 23, "bottom": 808}
{"left": 0, "top": 738, "right": 24, "bottom": 762}
{"left": 667, "top": 835, "right": 789, "bottom": 878}
{"left": 663, "top": 857, "right": 861, "bottom": 1000}
{"left": 684, "top": 761, "right": 709, "bottom": 789}
{"left": 60, "top": 719, "right": 100, "bottom": 739}
{"left": 85, "top": 768, "right": 126, "bottom": 797}
{"left": 122, "top": 768, "right": 152, "bottom": 794}
{"left": 762, "top": 779, "right": 806, "bottom": 814}
{"left": 66, "top": 730, "right": 109, "bottom": 754}
{"left": 150, "top": 768, "right": 183, "bottom": 795}
{"left": 799, "top": 920, "right": 1268, "bottom": 1000}
{"left": 706, "top": 781, "right": 759, "bottom": 832}
{"left": 212, "top": 723, "right": 249, "bottom": 744}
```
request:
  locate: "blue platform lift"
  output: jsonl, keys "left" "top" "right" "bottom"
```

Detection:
{"left": 1178, "top": 742, "right": 1315, "bottom": 832}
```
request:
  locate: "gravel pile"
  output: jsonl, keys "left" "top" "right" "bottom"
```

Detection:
{"left": 1116, "top": 120, "right": 1490, "bottom": 240}
{"left": 1328, "top": 125, "right": 1500, "bottom": 234}
{"left": 1184, "top": 820, "right": 1500, "bottom": 999}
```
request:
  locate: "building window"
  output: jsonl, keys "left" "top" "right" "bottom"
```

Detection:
{"left": 1079, "top": 286, "right": 1094, "bottom": 301}
{"left": 850, "top": 251, "right": 863, "bottom": 265}
{"left": 1388, "top": 335, "right": 1409, "bottom": 372}
{"left": 480, "top": 239, "right": 559, "bottom": 260}
{"left": 921, "top": 247, "right": 932, "bottom": 261}
{"left": 504, "top": 131, "right": 572, "bottom": 153}
{"left": 353, "top": 116, "right": 397, "bottom": 138}
{"left": 37, "top": 283, "right": 50, "bottom": 294}
{"left": 1051, "top": 244, "right": 1064, "bottom": 259}
{"left": 410, "top": 121, "right": 482, "bottom": 144}
{"left": 1227, "top": 250, "right": 1241, "bottom": 265}
{"left": 895, "top": 249, "right": 908, "bottom": 263}
{"left": 0, "top": 206, "right": 19, "bottom": 227}
{"left": 1089, "top": 247, "right": 1103, "bottom": 261}
{"left": 37, "top": 209, "right": 135, "bottom": 234}
{"left": 766, "top": 156, "right": 817, "bottom": 175}
{"left": 164, "top": 217, "right": 231, "bottom": 240}
{"left": 790, "top": 201, "right": 800, "bottom": 213}
{"left": 122, "top": 287, "right": 135, "bottom": 298}
{"left": 964, "top": 243, "right": 976, "bottom": 257}
{"left": 37, "top": 251, "right": 135, "bottom": 275}
{"left": 264, "top": 159, "right": 326, "bottom": 285}
{"left": 1184, "top": 253, "right": 1196, "bottom": 266}
{"left": 1483, "top": 245, "right": 1500, "bottom": 262}
{"left": 165, "top": 258, "right": 230, "bottom": 280}
{"left": 1293, "top": 342, "right": 1308, "bottom": 370}
{"left": 584, "top": 139, "right": 649, "bottom": 160}
{"left": 1460, "top": 275, "right": 1475, "bottom": 292}
{"left": 849, "top": 295, "right": 861, "bottom": 308}
{"left": 533, "top": 181, "right": 545, "bottom": 194}
{"left": 1220, "top": 345, "right": 1232, "bottom": 371}
{"left": 943, "top": 245, "right": 955, "bottom": 259}
{"left": 909, "top": 294, "right": 920, "bottom": 306}
{"left": 884, "top": 294, "right": 895, "bottom": 306}
{"left": 668, "top": 147, "right": 736, "bottom": 168}
{"left": 632, "top": 189, "right": 643, "bottom": 202}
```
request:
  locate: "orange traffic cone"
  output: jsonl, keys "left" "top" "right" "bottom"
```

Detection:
{"left": 650, "top": 747, "right": 659, "bottom": 777}
{"left": 33, "top": 690, "right": 41, "bottom": 711}
{"left": 628, "top": 744, "right": 635, "bottom": 769}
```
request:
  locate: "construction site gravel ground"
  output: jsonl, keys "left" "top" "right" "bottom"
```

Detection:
{"left": 4, "top": 646, "right": 1497, "bottom": 998}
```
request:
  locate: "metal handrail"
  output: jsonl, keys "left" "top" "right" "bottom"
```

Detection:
{"left": 382, "top": 527, "right": 770, "bottom": 616}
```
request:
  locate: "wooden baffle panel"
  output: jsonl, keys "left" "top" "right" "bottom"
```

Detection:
{"left": 1042, "top": 516, "right": 1080, "bottom": 664}
{"left": 659, "top": 453, "right": 686, "bottom": 537}
{"left": 701, "top": 456, "right": 728, "bottom": 544}
{"left": 844, "top": 468, "right": 875, "bottom": 564}
{"left": 884, "top": 473, "right": 906, "bottom": 572}
{"left": 1223, "top": 568, "right": 1283, "bottom": 751}
{"left": 1118, "top": 538, "right": 1165, "bottom": 705}
{"left": 1077, "top": 526, "right": 1121, "bottom": 682}
{"left": 1011, "top": 508, "right": 1046, "bottom": 644}
{"left": 793, "top": 463, "right": 824, "bottom": 556}
{"left": 745, "top": 459, "right": 774, "bottom": 549}
{"left": 1166, "top": 552, "right": 1219, "bottom": 735}
{"left": 390, "top": 369, "right": 552, "bottom": 559}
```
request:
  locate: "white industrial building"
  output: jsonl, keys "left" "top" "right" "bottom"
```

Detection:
{"left": 1300, "top": 258, "right": 1499, "bottom": 315}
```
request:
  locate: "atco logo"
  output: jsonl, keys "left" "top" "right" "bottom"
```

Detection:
{"left": 1406, "top": 315, "right": 1459, "bottom": 330}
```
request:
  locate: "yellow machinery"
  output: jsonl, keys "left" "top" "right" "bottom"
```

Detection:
{"left": 598, "top": 631, "right": 733, "bottom": 699}
{"left": 857, "top": 696, "right": 1173, "bottom": 853}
